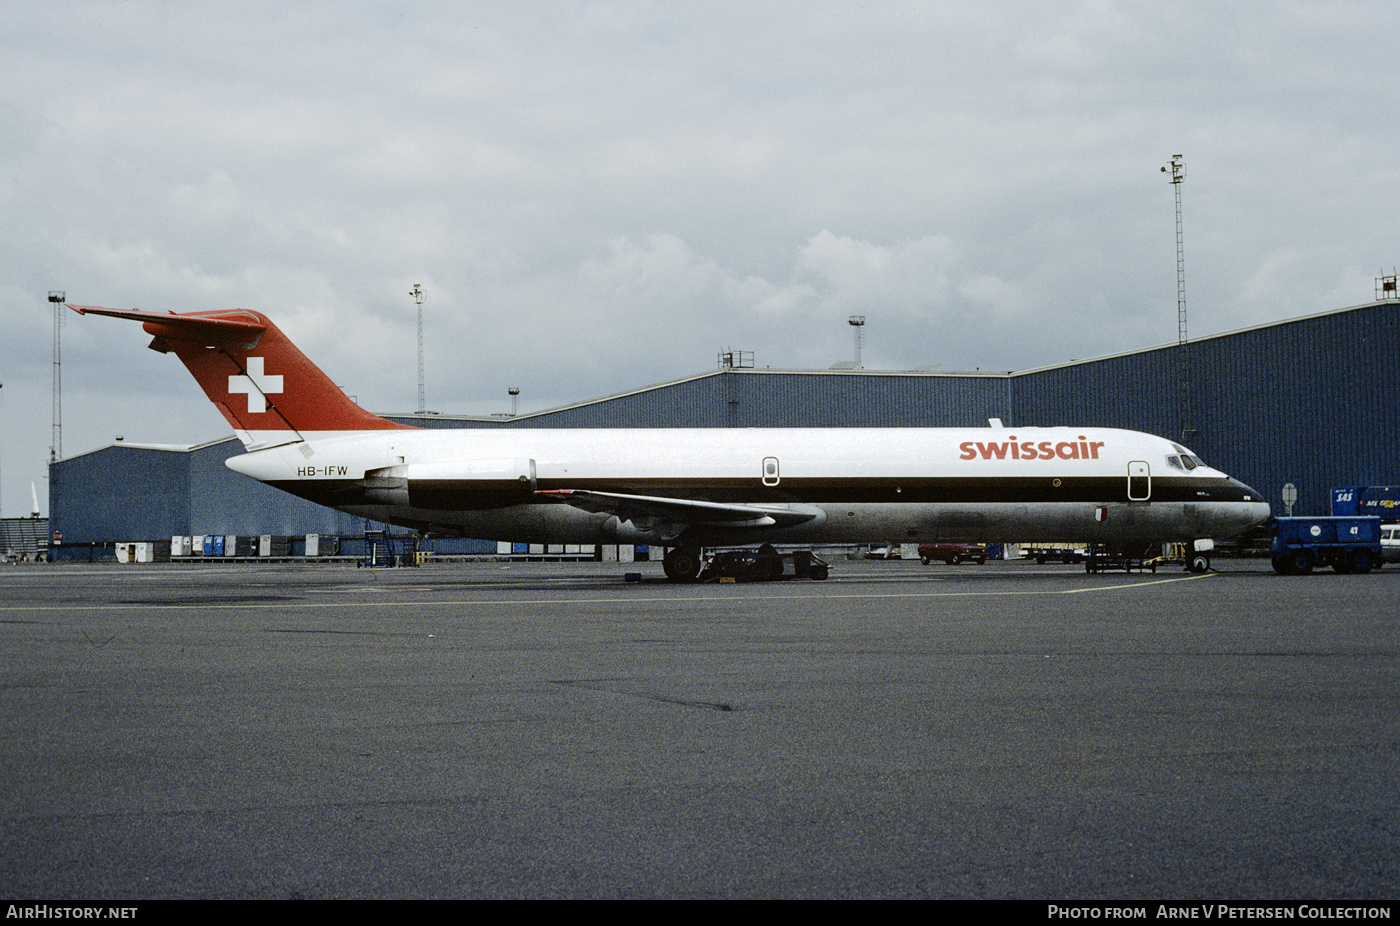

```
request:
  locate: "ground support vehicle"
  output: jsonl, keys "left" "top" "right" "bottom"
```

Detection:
{"left": 1269, "top": 516, "right": 1382, "bottom": 575}
{"left": 1026, "top": 546, "right": 1086, "bottom": 565}
{"left": 699, "top": 545, "right": 830, "bottom": 581}
{"left": 917, "top": 542, "right": 987, "bottom": 565}
{"left": 1084, "top": 543, "right": 1159, "bottom": 574}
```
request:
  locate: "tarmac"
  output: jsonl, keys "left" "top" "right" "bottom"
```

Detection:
{"left": 1, "top": 558, "right": 1397, "bottom": 899}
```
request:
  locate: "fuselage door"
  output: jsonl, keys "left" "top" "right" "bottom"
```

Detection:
{"left": 762, "top": 456, "right": 780, "bottom": 486}
{"left": 1128, "top": 461, "right": 1151, "bottom": 501}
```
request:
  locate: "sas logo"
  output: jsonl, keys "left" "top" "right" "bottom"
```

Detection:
{"left": 959, "top": 436, "right": 1105, "bottom": 461}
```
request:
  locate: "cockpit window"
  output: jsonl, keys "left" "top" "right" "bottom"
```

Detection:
{"left": 1181, "top": 454, "right": 1198, "bottom": 471}
{"left": 1166, "top": 456, "right": 1184, "bottom": 471}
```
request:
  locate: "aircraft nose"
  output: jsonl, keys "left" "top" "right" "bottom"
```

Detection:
{"left": 1232, "top": 478, "right": 1273, "bottom": 529}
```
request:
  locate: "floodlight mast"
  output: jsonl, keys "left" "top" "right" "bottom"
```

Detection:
{"left": 1161, "top": 155, "right": 1193, "bottom": 446}
{"left": 848, "top": 315, "right": 865, "bottom": 369}
{"left": 48, "top": 291, "right": 64, "bottom": 462}
{"left": 411, "top": 284, "right": 425, "bottom": 415}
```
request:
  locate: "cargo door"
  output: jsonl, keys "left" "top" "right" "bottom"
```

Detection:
{"left": 1128, "top": 461, "right": 1151, "bottom": 501}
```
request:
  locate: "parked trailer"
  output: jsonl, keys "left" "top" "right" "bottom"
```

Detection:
{"left": 1084, "top": 542, "right": 1159, "bottom": 574}
{"left": 1269, "top": 516, "right": 1382, "bottom": 575}
{"left": 1026, "top": 545, "right": 1087, "bottom": 565}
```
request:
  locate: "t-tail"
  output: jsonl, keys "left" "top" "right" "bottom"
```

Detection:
{"left": 69, "top": 305, "right": 415, "bottom": 449}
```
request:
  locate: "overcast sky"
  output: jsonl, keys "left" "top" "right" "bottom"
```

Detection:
{"left": 3, "top": 1, "right": 1397, "bottom": 518}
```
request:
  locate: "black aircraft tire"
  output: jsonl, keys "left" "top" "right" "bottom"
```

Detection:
{"left": 663, "top": 547, "right": 702, "bottom": 582}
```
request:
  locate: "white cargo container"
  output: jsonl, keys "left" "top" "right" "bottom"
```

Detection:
{"left": 259, "top": 535, "right": 291, "bottom": 557}
{"left": 118, "top": 542, "right": 170, "bottom": 563}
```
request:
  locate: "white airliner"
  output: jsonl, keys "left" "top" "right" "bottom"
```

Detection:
{"left": 74, "top": 304, "right": 1271, "bottom": 579}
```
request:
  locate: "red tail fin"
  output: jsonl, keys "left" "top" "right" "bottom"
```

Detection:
{"left": 72, "top": 305, "right": 414, "bottom": 446}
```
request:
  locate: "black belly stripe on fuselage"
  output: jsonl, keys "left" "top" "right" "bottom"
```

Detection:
{"left": 267, "top": 475, "right": 1256, "bottom": 511}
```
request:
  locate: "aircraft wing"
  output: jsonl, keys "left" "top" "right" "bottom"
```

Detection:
{"left": 536, "top": 489, "right": 823, "bottom": 539}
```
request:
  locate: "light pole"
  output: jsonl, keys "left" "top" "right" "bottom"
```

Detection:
{"left": 48, "top": 291, "right": 64, "bottom": 461}
{"left": 1160, "top": 155, "right": 1192, "bottom": 446}
{"left": 411, "top": 283, "right": 426, "bottom": 415}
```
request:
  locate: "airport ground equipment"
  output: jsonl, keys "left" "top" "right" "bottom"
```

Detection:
{"left": 359, "top": 521, "right": 419, "bottom": 568}
{"left": 1026, "top": 545, "right": 1087, "bottom": 565}
{"left": 1145, "top": 539, "right": 1215, "bottom": 573}
{"left": 1085, "top": 542, "right": 1160, "bottom": 574}
{"left": 698, "top": 545, "right": 829, "bottom": 581}
{"left": 1269, "top": 516, "right": 1382, "bottom": 575}
{"left": 1331, "top": 486, "right": 1400, "bottom": 517}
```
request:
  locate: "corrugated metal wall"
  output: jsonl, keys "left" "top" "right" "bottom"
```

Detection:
{"left": 50, "top": 446, "right": 190, "bottom": 542}
{"left": 1010, "top": 302, "right": 1400, "bottom": 515}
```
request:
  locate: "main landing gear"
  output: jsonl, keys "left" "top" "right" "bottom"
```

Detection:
{"left": 662, "top": 546, "right": 704, "bottom": 582}
{"left": 662, "top": 544, "right": 832, "bottom": 582}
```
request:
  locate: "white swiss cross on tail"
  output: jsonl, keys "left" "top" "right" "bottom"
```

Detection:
{"left": 228, "top": 357, "right": 284, "bottom": 413}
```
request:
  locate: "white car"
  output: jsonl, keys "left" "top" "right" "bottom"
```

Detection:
{"left": 1381, "top": 524, "right": 1400, "bottom": 564}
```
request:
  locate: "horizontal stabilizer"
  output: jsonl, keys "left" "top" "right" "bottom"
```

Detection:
{"left": 69, "top": 305, "right": 268, "bottom": 348}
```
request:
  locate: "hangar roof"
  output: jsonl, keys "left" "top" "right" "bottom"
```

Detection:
{"left": 1015, "top": 299, "right": 1398, "bottom": 375}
